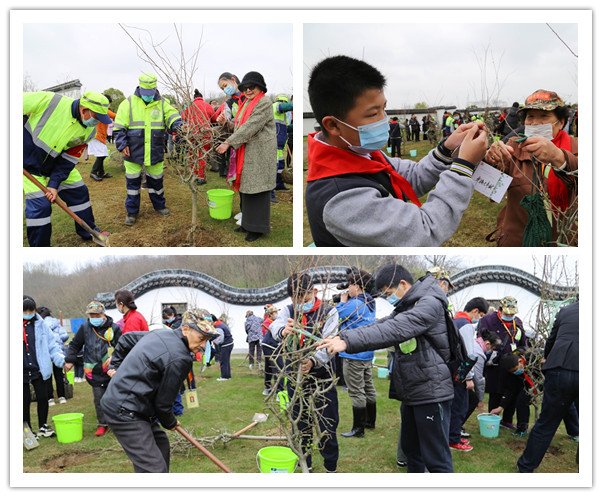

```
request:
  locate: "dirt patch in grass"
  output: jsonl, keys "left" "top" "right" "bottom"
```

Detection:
{"left": 42, "top": 450, "right": 96, "bottom": 472}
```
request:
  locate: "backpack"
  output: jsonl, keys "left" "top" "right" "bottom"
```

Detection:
{"left": 423, "top": 304, "right": 476, "bottom": 383}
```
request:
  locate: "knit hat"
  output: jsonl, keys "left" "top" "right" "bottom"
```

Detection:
{"left": 139, "top": 72, "right": 158, "bottom": 96}
{"left": 239, "top": 71, "right": 267, "bottom": 93}
{"left": 500, "top": 296, "right": 519, "bottom": 315}
{"left": 86, "top": 300, "right": 106, "bottom": 314}
{"left": 181, "top": 309, "right": 219, "bottom": 338}
{"left": 80, "top": 91, "right": 112, "bottom": 124}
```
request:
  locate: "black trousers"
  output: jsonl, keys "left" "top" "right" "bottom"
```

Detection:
{"left": 46, "top": 364, "right": 65, "bottom": 399}
{"left": 288, "top": 372, "right": 339, "bottom": 472}
{"left": 91, "top": 156, "right": 106, "bottom": 176}
{"left": 449, "top": 382, "right": 469, "bottom": 444}
{"left": 105, "top": 410, "right": 171, "bottom": 473}
{"left": 401, "top": 400, "right": 454, "bottom": 473}
{"left": 390, "top": 138, "right": 402, "bottom": 157}
{"left": 219, "top": 342, "right": 233, "bottom": 379}
{"left": 24, "top": 377, "right": 49, "bottom": 429}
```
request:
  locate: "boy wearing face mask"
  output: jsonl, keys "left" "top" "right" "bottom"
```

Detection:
{"left": 64, "top": 301, "right": 122, "bottom": 436}
{"left": 270, "top": 272, "right": 340, "bottom": 473}
{"left": 305, "top": 55, "right": 488, "bottom": 247}
{"left": 484, "top": 89, "right": 578, "bottom": 246}
{"left": 489, "top": 353, "right": 537, "bottom": 437}
{"left": 23, "top": 90, "right": 112, "bottom": 246}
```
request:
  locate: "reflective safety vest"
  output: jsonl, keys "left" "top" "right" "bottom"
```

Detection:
{"left": 273, "top": 102, "right": 290, "bottom": 156}
{"left": 114, "top": 93, "right": 181, "bottom": 167}
{"left": 23, "top": 91, "right": 96, "bottom": 188}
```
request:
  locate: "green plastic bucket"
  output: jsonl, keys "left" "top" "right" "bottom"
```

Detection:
{"left": 52, "top": 413, "right": 84, "bottom": 443}
{"left": 65, "top": 370, "right": 75, "bottom": 385}
{"left": 477, "top": 413, "right": 501, "bottom": 438}
{"left": 257, "top": 446, "right": 298, "bottom": 473}
{"left": 206, "top": 189, "right": 234, "bottom": 220}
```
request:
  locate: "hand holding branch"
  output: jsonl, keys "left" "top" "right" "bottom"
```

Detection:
{"left": 316, "top": 336, "right": 347, "bottom": 354}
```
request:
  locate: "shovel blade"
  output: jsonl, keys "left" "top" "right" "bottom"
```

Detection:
{"left": 252, "top": 413, "right": 269, "bottom": 423}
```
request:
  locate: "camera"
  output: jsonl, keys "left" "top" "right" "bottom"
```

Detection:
{"left": 331, "top": 281, "right": 350, "bottom": 303}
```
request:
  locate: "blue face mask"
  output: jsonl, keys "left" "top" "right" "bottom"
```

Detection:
{"left": 83, "top": 116, "right": 99, "bottom": 128}
{"left": 501, "top": 315, "right": 515, "bottom": 322}
{"left": 513, "top": 368, "right": 524, "bottom": 376}
{"left": 296, "top": 302, "right": 314, "bottom": 314}
{"left": 89, "top": 317, "right": 105, "bottom": 327}
{"left": 335, "top": 115, "right": 390, "bottom": 155}
{"left": 23, "top": 313, "right": 35, "bottom": 320}
{"left": 386, "top": 293, "right": 401, "bottom": 307}
{"left": 141, "top": 94, "right": 154, "bottom": 103}
{"left": 223, "top": 85, "right": 236, "bottom": 96}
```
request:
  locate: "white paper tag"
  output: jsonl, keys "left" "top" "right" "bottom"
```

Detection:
{"left": 472, "top": 162, "right": 513, "bottom": 203}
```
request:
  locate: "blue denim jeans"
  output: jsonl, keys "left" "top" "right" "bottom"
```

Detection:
{"left": 517, "top": 368, "right": 579, "bottom": 472}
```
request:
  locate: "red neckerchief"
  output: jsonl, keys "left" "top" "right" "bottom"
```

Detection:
{"left": 232, "top": 92, "right": 265, "bottom": 192}
{"left": 300, "top": 298, "right": 322, "bottom": 346}
{"left": 23, "top": 319, "right": 29, "bottom": 350}
{"left": 306, "top": 132, "right": 422, "bottom": 207}
{"left": 454, "top": 311, "right": 472, "bottom": 322}
{"left": 214, "top": 320, "right": 223, "bottom": 326}
{"left": 523, "top": 371, "right": 537, "bottom": 394}
{"left": 547, "top": 130, "right": 572, "bottom": 212}
{"left": 497, "top": 310, "right": 517, "bottom": 343}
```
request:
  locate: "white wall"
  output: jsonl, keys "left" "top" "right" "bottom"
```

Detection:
{"left": 103, "top": 281, "right": 543, "bottom": 351}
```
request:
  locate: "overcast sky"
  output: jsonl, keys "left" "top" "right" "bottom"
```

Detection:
{"left": 304, "top": 22, "right": 579, "bottom": 110}
{"left": 22, "top": 22, "right": 293, "bottom": 101}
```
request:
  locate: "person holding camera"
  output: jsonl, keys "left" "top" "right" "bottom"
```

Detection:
{"left": 335, "top": 268, "right": 377, "bottom": 438}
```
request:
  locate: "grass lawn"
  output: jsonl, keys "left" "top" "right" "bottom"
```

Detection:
{"left": 302, "top": 137, "right": 503, "bottom": 247}
{"left": 22, "top": 144, "right": 293, "bottom": 247}
{"left": 23, "top": 354, "right": 578, "bottom": 474}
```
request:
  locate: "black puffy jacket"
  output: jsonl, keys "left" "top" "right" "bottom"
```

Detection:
{"left": 100, "top": 327, "right": 192, "bottom": 429}
{"left": 341, "top": 276, "right": 454, "bottom": 406}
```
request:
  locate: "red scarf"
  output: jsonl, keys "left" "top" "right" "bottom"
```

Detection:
{"left": 306, "top": 132, "right": 422, "bottom": 207}
{"left": 23, "top": 319, "right": 29, "bottom": 350}
{"left": 232, "top": 93, "right": 266, "bottom": 192}
{"left": 300, "top": 298, "right": 322, "bottom": 346}
{"left": 547, "top": 130, "right": 572, "bottom": 211}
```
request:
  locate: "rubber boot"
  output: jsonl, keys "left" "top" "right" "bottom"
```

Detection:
{"left": 365, "top": 402, "right": 377, "bottom": 429}
{"left": 341, "top": 406, "right": 366, "bottom": 438}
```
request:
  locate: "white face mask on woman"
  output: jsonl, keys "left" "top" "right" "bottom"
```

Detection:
{"left": 524, "top": 121, "right": 558, "bottom": 141}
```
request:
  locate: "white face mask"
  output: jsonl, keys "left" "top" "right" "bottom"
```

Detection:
{"left": 524, "top": 121, "right": 558, "bottom": 141}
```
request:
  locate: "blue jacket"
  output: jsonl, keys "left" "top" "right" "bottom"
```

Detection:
{"left": 43, "top": 316, "right": 69, "bottom": 354}
{"left": 337, "top": 293, "right": 376, "bottom": 361}
{"left": 27, "top": 314, "right": 65, "bottom": 380}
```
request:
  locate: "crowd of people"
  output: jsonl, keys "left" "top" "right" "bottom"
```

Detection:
{"left": 305, "top": 55, "right": 579, "bottom": 248}
{"left": 23, "top": 70, "right": 293, "bottom": 246}
{"left": 23, "top": 262, "right": 578, "bottom": 474}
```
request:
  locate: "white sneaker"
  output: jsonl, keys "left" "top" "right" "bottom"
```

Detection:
{"left": 58, "top": 397, "right": 67, "bottom": 404}
{"left": 48, "top": 399, "right": 55, "bottom": 407}
{"left": 234, "top": 212, "right": 242, "bottom": 221}
{"left": 262, "top": 388, "right": 271, "bottom": 396}
{"left": 216, "top": 377, "right": 231, "bottom": 382}
{"left": 248, "top": 364, "right": 253, "bottom": 370}
{"left": 236, "top": 218, "right": 242, "bottom": 226}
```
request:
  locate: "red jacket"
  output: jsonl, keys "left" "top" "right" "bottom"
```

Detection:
{"left": 181, "top": 97, "right": 216, "bottom": 137}
{"left": 121, "top": 309, "right": 149, "bottom": 333}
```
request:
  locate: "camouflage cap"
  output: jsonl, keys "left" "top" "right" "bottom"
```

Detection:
{"left": 521, "top": 90, "right": 565, "bottom": 112}
{"left": 500, "top": 296, "right": 519, "bottom": 315}
{"left": 427, "top": 267, "right": 455, "bottom": 289}
{"left": 264, "top": 304, "right": 280, "bottom": 315}
{"left": 181, "top": 308, "right": 219, "bottom": 338}
{"left": 86, "top": 300, "right": 106, "bottom": 314}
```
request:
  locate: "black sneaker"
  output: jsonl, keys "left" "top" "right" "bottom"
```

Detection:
{"left": 460, "top": 428, "right": 471, "bottom": 438}
{"left": 90, "top": 173, "right": 103, "bottom": 181}
{"left": 397, "top": 460, "right": 408, "bottom": 467}
{"left": 38, "top": 424, "right": 55, "bottom": 438}
{"left": 102, "top": 173, "right": 113, "bottom": 179}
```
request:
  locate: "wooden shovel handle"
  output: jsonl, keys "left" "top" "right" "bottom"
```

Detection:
{"left": 231, "top": 421, "right": 258, "bottom": 439}
{"left": 176, "top": 426, "right": 232, "bottom": 473}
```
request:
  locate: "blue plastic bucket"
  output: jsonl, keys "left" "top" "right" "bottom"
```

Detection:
{"left": 409, "top": 149, "right": 417, "bottom": 157}
{"left": 477, "top": 413, "right": 501, "bottom": 438}
{"left": 377, "top": 367, "right": 388, "bottom": 378}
